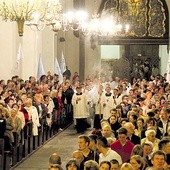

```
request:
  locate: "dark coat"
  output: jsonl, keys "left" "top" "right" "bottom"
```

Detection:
{"left": 34, "top": 103, "right": 47, "bottom": 125}
{"left": 130, "top": 134, "right": 141, "bottom": 145}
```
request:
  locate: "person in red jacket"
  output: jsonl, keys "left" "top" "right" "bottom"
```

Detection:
{"left": 110, "top": 127, "right": 134, "bottom": 163}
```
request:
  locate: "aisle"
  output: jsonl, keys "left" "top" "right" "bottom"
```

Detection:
{"left": 12, "top": 124, "right": 90, "bottom": 170}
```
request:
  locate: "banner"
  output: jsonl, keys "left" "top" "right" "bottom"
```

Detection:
{"left": 60, "top": 51, "right": 66, "bottom": 74}
{"left": 166, "top": 52, "right": 170, "bottom": 83}
{"left": 54, "top": 57, "right": 63, "bottom": 83}
{"left": 15, "top": 43, "right": 23, "bottom": 70}
{"left": 37, "top": 54, "right": 45, "bottom": 80}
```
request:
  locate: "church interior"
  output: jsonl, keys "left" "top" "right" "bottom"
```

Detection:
{"left": 0, "top": 0, "right": 170, "bottom": 170}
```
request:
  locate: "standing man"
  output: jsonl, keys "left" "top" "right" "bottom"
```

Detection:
{"left": 124, "top": 122, "right": 140, "bottom": 145}
{"left": 110, "top": 127, "right": 134, "bottom": 163}
{"left": 78, "top": 135, "right": 99, "bottom": 163}
{"left": 93, "top": 84, "right": 104, "bottom": 129}
{"left": 101, "top": 86, "right": 114, "bottom": 120}
{"left": 97, "top": 136, "right": 122, "bottom": 165}
{"left": 157, "top": 108, "right": 170, "bottom": 137}
{"left": 48, "top": 153, "right": 62, "bottom": 168}
{"left": 72, "top": 86, "right": 89, "bottom": 133}
{"left": 158, "top": 137, "right": 170, "bottom": 166}
{"left": 62, "top": 81, "right": 74, "bottom": 124}
{"left": 63, "top": 66, "right": 71, "bottom": 80}
{"left": 147, "top": 150, "right": 167, "bottom": 170}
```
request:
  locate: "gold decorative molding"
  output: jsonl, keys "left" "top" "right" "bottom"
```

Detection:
{"left": 148, "top": 0, "right": 166, "bottom": 37}
{"left": 101, "top": 0, "right": 167, "bottom": 38}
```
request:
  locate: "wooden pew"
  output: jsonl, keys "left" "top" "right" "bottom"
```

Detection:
{"left": 17, "top": 129, "right": 24, "bottom": 162}
{"left": 22, "top": 125, "right": 28, "bottom": 157}
{"left": 0, "top": 139, "right": 4, "bottom": 170}
{"left": 12, "top": 132, "right": 18, "bottom": 166}
{"left": 17, "top": 143, "right": 23, "bottom": 162}
{"left": 27, "top": 123, "right": 33, "bottom": 154}
{"left": 4, "top": 151, "right": 11, "bottom": 170}
{"left": 45, "top": 126, "right": 50, "bottom": 141}
{"left": 38, "top": 126, "right": 43, "bottom": 146}
{"left": 5, "top": 113, "right": 72, "bottom": 169}
{"left": 33, "top": 136, "right": 38, "bottom": 150}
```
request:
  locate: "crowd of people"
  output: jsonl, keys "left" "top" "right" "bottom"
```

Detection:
{"left": 0, "top": 70, "right": 170, "bottom": 170}
{"left": 47, "top": 72, "right": 169, "bottom": 170}
{"left": 0, "top": 72, "right": 74, "bottom": 168}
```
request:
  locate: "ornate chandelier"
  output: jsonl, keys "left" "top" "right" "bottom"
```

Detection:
{"left": 45, "top": 5, "right": 130, "bottom": 37}
{"left": 0, "top": 0, "right": 52, "bottom": 36}
{"left": 0, "top": 0, "right": 166, "bottom": 38}
{"left": 46, "top": 10, "right": 89, "bottom": 33}
{"left": 82, "top": 12, "right": 130, "bottom": 37}
{"left": 0, "top": 0, "right": 131, "bottom": 37}
{"left": 0, "top": 0, "right": 90, "bottom": 36}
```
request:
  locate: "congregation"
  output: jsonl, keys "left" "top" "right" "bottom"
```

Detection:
{"left": 0, "top": 70, "right": 170, "bottom": 170}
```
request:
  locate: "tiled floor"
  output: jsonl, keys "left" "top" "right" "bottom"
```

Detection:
{"left": 12, "top": 124, "right": 91, "bottom": 170}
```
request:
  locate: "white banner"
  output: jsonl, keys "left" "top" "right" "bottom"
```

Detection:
{"left": 37, "top": 54, "right": 45, "bottom": 80}
{"left": 60, "top": 51, "right": 66, "bottom": 74}
{"left": 54, "top": 57, "right": 63, "bottom": 84}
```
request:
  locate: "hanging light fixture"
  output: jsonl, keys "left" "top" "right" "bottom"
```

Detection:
{"left": 0, "top": 0, "right": 52, "bottom": 36}
{"left": 0, "top": 0, "right": 166, "bottom": 38}
{"left": 46, "top": 10, "right": 89, "bottom": 33}
{"left": 82, "top": 12, "right": 130, "bottom": 37}
{"left": 0, "top": 0, "right": 89, "bottom": 35}
{"left": 78, "top": 0, "right": 131, "bottom": 37}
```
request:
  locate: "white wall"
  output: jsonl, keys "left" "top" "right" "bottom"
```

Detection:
{"left": 159, "top": 45, "right": 169, "bottom": 75}
{"left": 42, "top": 27, "right": 54, "bottom": 74}
{"left": 0, "top": 22, "right": 16, "bottom": 81}
{"left": 0, "top": 21, "right": 43, "bottom": 81}
{"left": 101, "top": 45, "right": 121, "bottom": 59}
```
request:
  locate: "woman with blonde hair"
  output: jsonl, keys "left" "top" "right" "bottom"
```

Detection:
{"left": 130, "top": 155, "right": 145, "bottom": 170}
{"left": 101, "top": 124, "right": 116, "bottom": 142}
{"left": 120, "top": 163, "right": 134, "bottom": 170}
